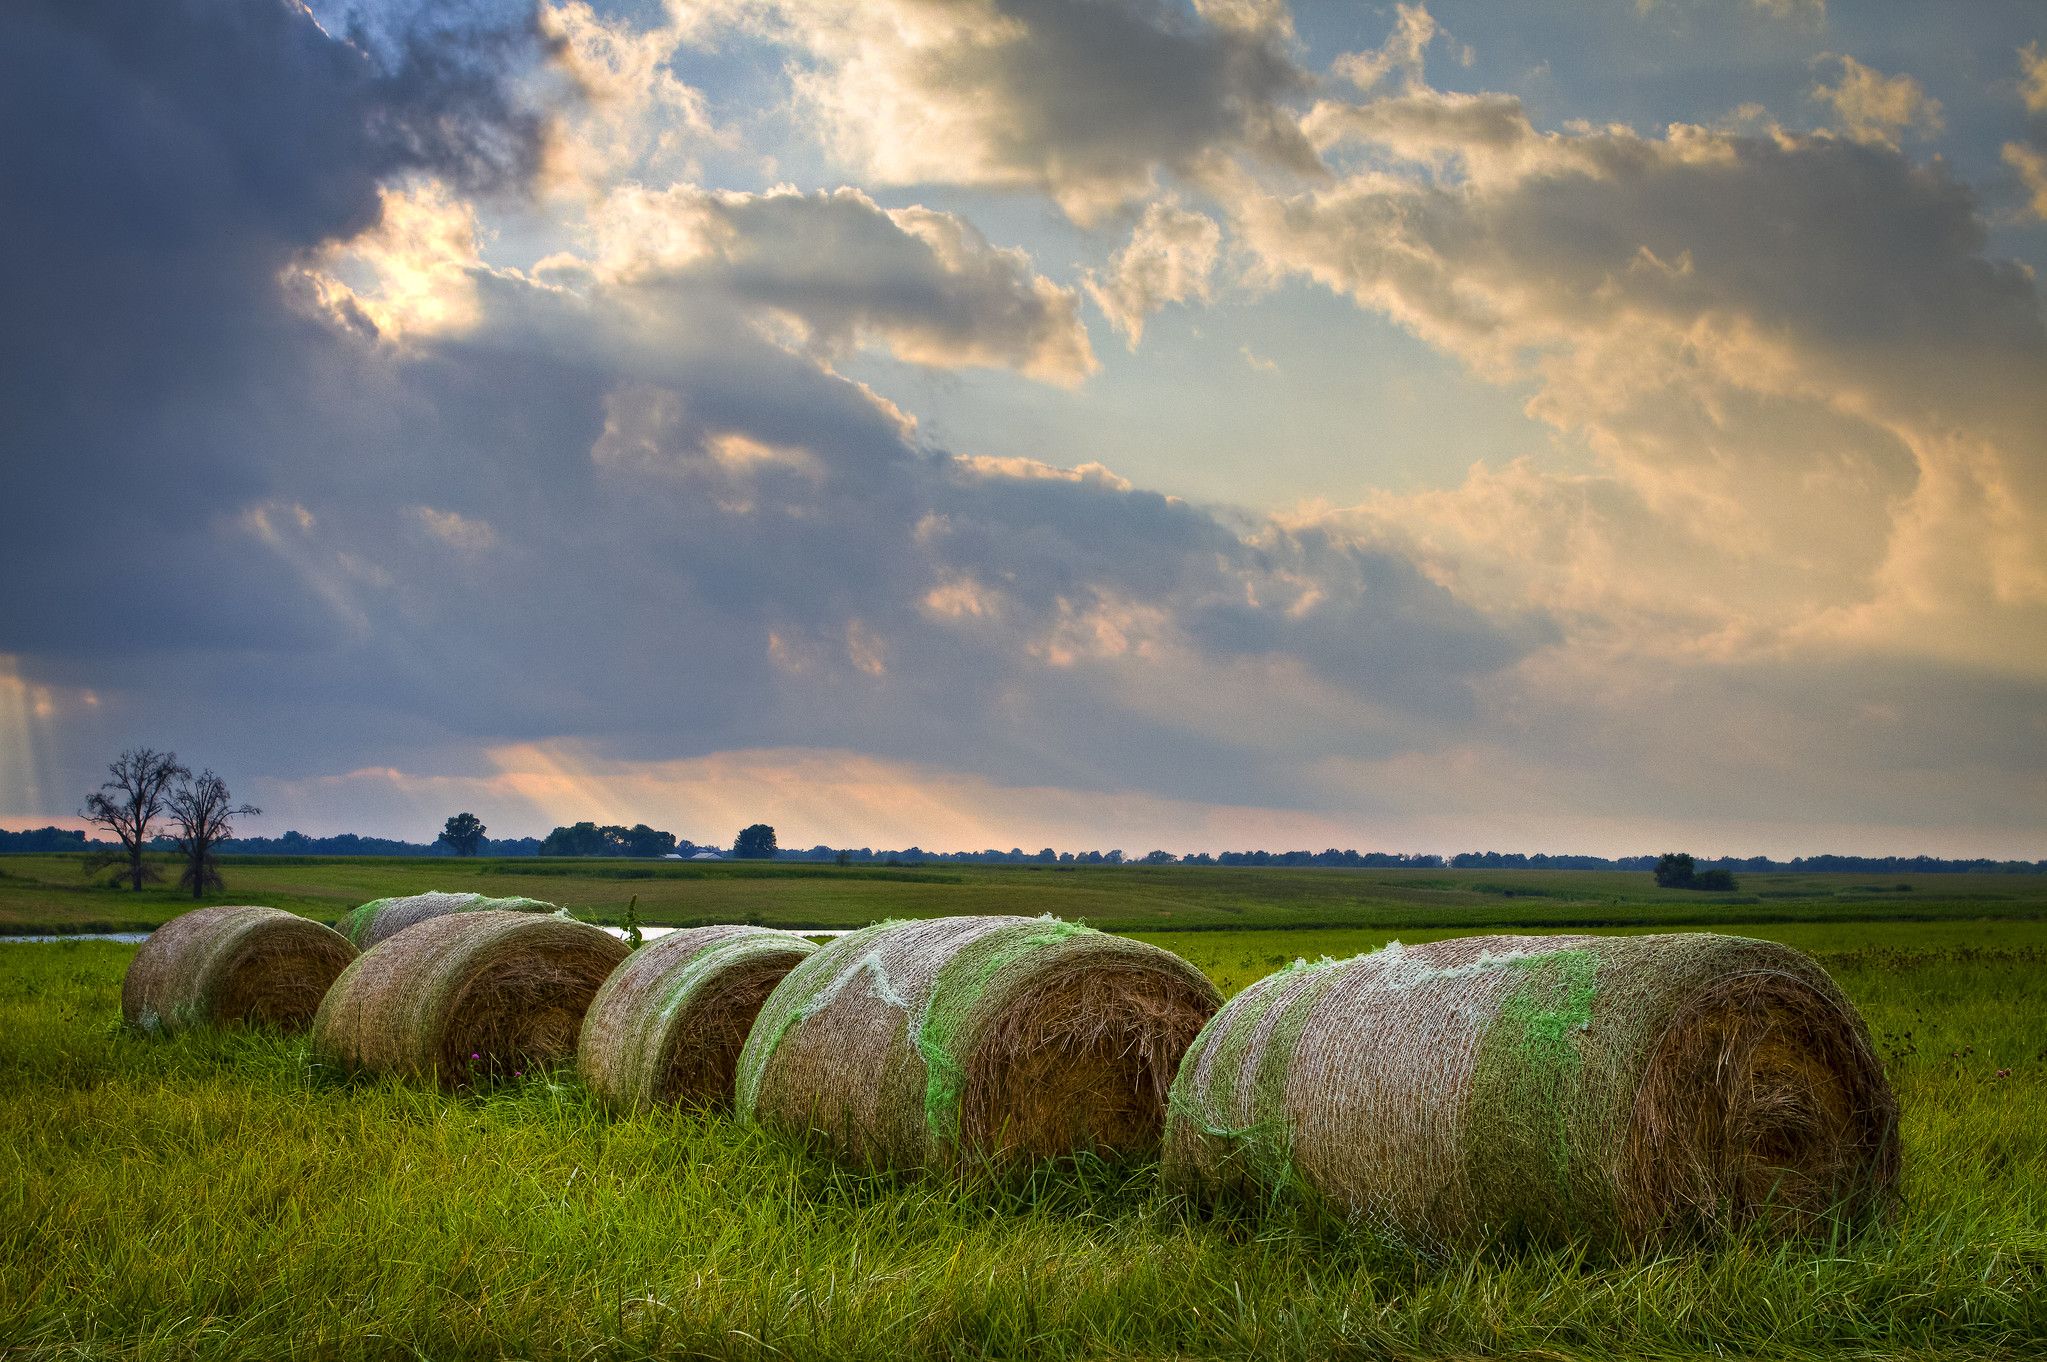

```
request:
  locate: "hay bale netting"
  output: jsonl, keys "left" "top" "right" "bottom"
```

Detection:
{"left": 121, "top": 905, "right": 358, "bottom": 1035}
{"left": 736, "top": 916, "right": 1223, "bottom": 1171}
{"left": 340, "top": 892, "right": 558, "bottom": 951}
{"left": 312, "top": 910, "right": 629, "bottom": 1087}
{"left": 1164, "top": 933, "right": 1901, "bottom": 1248}
{"left": 578, "top": 926, "right": 818, "bottom": 1113}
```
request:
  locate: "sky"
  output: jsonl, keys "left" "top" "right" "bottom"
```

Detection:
{"left": 2, "top": 0, "right": 2044, "bottom": 858}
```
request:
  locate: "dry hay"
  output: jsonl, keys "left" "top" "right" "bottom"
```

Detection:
{"left": 312, "top": 909, "right": 629, "bottom": 1087}
{"left": 1163, "top": 933, "right": 1900, "bottom": 1248}
{"left": 736, "top": 916, "right": 1222, "bottom": 1171}
{"left": 122, "top": 905, "right": 357, "bottom": 1035}
{"left": 341, "top": 891, "right": 558, "bottom": 951}
{"left": 577, "top": 926, "right": 817, "bottom": 1113}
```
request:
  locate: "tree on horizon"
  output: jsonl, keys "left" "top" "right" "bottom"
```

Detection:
{"left": 165, "top": 769, "right": 259, "bottom": 899}
{"left": 733, "top": 824, "right": 777, "bottom": 859}
{"left": 439, "top": 812, "right": 487, "bottom": 856}
{"left": 80, "top": 747, "right": 186, "bottom": 891}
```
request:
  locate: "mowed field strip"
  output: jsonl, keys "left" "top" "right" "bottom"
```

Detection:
{"left": 4, "top": 853, "right": 2043, "bottom": 936}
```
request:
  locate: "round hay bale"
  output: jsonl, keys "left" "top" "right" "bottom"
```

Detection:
{"left": 1164, "top": 933, "right": 1900, "bottom": 1248}
{"left": 736, "top": 915, "right": 1222, "bottom": 1171}
{"left": 312, "top": 910, "right": 629, "bottom": 1087}
{"left": 122, "top": 905, "right": 357, "bottom": 1035}
{"left": 578, "top": 926, "right": 818, "bottom": 1113}
{"left": 341, "top": 891, "right": 558, "bottom": 951}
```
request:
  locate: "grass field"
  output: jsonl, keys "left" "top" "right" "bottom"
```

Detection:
{"left": 3, "top": 907, "right": 2044, "bottom": 1359}
{"left": 5, "top": 851, "right": 2045, "bottom": 937}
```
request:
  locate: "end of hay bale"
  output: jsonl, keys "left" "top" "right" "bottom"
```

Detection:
{"left": 312, "top": 910, "right": 629, "bottom": 1087}
{"left": 1163, "top": 933, "right": 1899, "bottom": 1248}
{"left": 577, "top": 925, "right": 817, "bottom": 1114}
{"left": 343, "top": 891, "right": 558, "bottom": 950}
{"left": 738, "top": 915, "right": 1222, "bottom": 1172}
{"left": 121, "top": 906, "right": 358, "bottom": 1035}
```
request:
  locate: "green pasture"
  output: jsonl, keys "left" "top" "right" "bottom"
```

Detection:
{"left": 5, "top": 851, "right": 2044, "bottom": 936}
{"left": 1138, "top": 918, "right": 2047, "bottom": 1000}
{"left": 3, "top": 918, "right": 2045, "bottom": 1359}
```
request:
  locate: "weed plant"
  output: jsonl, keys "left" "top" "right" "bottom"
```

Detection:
{"left": 1, "top": 937, "right": 2043, "bottom": 1359}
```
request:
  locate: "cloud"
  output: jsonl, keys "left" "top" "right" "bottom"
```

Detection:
{"left": 299, "top": 179, "right": 489, "bottom": 342}
{"left": 411, "top": 505, "right": 498, "bottom": 550}
{"left": 563, "top": 183, "right": 1097, "bottom": 383}
{"left": 1810, "top": 54, "right": 1944, "bottom": 147}
{"left": 1749, "top": 0, "right": 1824, "bottom": 23}
{"left": 0, "top": 1, "right": 1534, "bottom": 828}
{"left": 1330, "top": 2, "right": 1436, "bottom": 93}
{"left": 2006, "top": 141, "right": 2047, "bottom": 220}
{"left": 0, "top": 0, "right": 557, "bottom": 660}
{"left": 534, "top": 0, "right": 726, "bottom": 197}
{"left": 745, "top": 0, "right": 1320, "bottom": 223}
{"left": 1083, "top": 200, "right": 1222, "bottom": 347}
{"left": 2021, "top": 41, "right": 2047, "bottom": 115}
{"left": 1228, "top": 82, "right": 2047, "bottom": 676}
{"left": 9, "top": 0, "right": 2042, "bottom": 859}
{"left": 2006, "top": 44, "right": 2047, "bottom": 220}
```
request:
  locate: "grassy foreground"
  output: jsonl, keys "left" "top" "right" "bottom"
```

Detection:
{"left": 3, "top": 931, "right": 2045, "bottom": 1359}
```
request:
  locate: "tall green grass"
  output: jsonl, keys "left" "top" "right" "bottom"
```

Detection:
{"left": 2, "top": 936, "right": 2043, "bottom": 1359}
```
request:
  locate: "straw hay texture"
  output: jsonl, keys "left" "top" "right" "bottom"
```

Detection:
{"left": 1164, "top": 933, "right": 1900, "bottom": 1249}
{"left": 577, "top": 926, "right": 817, "bottom": 1114}
{"left": 121, "top": 905, "right": 357, "bottom": 1035}
{"left": 312, "top": 910, "right": 629, "bottom": 1087}
{"left": 736, "top": 916, "right": 1222, "bottom": 1171}
{"left": 341, "top": 892, "right": 557, "bottom": 951}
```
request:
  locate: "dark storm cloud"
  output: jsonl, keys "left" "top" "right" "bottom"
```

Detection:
{"left": 560, "top": 184, "right": 1096, "bottom": 382}
{"left": 0, "top": 0, "right": 1544, "bottom": 818}
{"left": 765, "top": 0, "right": 1322, "bottom": 221}
{"left": 0, "top": 0, "right": 552, "bottom": 655}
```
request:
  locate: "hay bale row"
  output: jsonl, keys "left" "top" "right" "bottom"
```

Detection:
{"left": 578, "top": 926, "right": 817, "bottom": 1113}
{"left": 312, "top": 910, "right": 629, "bottom": 1085}
{"left": 341, "top": 891, "right": 558, "bottom": 950}
{"left": 1164, "top": 933, "right": 1900, "bottom": 1247}
{"left": 122, "top": 905, "right": 357, "bottom": 1035}
{"left": 736, "top": 915, "right": 1223, "bottom": 1170}
{"left": 120, "top": 906, "right": 1898, "bottom": 1248}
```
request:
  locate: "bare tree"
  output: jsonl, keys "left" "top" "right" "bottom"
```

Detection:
{"left": 81, "top": 748, "right": 187, "bottom": 890}
{"left": 164, "top": 769, "right": 259, "bottom": 899}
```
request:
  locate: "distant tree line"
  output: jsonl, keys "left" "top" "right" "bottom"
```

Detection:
{"left": 537, "top": 823, "right": 686, "bottom": 858}
{"left": 7, "top": 819, "right": 2039, "bottom": 874}
{"left": 137, "top": 830, "right": 547, "bottom": 857}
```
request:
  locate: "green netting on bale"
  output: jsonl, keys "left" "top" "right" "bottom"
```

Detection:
{"left": 343, "top": 892, "right": 556, "bottom": 950}
{"left": 733, "top": 919, "right": 902, "bottom": 1123}
{"left": 912, "top": 917, "right": 1089, "bottom": 1146}
{"left": 1162, "top": 933, "right": 1900, "bottom": 1249}
{"left": 1165, "top": 954, "right": 1347, "bottom": 1195}
{"left": 736, "top": 915, "right": 1220, "bottom": 1171}
{"left": 577, "top": 925, "right": 816, "bottom": 1112}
